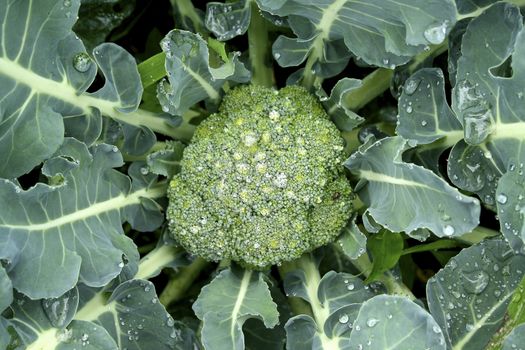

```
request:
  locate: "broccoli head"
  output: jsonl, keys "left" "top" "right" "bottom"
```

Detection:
{"left": 167, "top": 84, "right": 353, "bottom": 267}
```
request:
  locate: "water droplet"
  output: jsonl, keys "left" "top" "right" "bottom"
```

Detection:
{"left": 496, "top": 193, "right": 508, "bottom": 205}
{"left": 421, "top": 120, "right": 428, "bottom": 126}
{"left": 443, "top": 225, "right": 455, "bottom": 236}
{"left": 404, "top": 78, "right": 421, "bottom": 95}
{"left": 273, "top": 52, "right": 281, "bottom": 60}
{"left": 406, "top": 105, "right": 413, "bottom": 114}
{"left": 433, "top": 325, "right": 441, "bottom": 333}
{"left": 140, "top": 167, "right": 149, "bottom": 175}
{"left": 462, "top": 270, "right": 489, "bottom": 294}
{"left": 464, "top": 108, "right": 493, "bottom": 145}
{"left": 347, "top": 283, "right": 355, "bottom": 291}
{"left": 366, "top": 318, "right": 379, "bottom": 327}
{"left": 338, "top": 314, "right": 349, "bottom": 324}
{"left": 424, "top": 21, "right": 449, "bottom": 44}
{"left": 72, "top": 52, "right": 92, "bottom": 73}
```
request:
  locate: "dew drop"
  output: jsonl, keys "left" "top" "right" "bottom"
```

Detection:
{"left": 72, "top": 52, "right": 92, "bottom": 73}
{"left": 443, "top": 225, "right": 455, "bottom": 236}
{"left": 273, "top": 52, "right": 281, "bottom": 60}
{"left": 366, "top": 318, "right": 379, "bottom": 327}
{"left": 496, "top": 193, "right": 508, "bottom": 205}
{"left": 404, "top": 78, "right": 421, "bottom": 95}
{"left": 462, "top": 270, "right": 489, "bottom": 294}
{"left": 347, "top": 283, "right": 355, "bottom": 291}
{"left": 424, "top": 21, "right": 449, "bottom": 44}
{"left": 406, "top": 105, "right": 413, "bottom": 114}
{"left": 338, "top": 314, "right": 349, "bottom": 324}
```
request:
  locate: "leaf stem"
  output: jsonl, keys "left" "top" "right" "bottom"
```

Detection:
{"left": 248, "top": 1, "right": 274, "bottom": 87}
{"left": 159, "top": 257, "right": 210, "bottom": 306}
{"left": 456, "top": 226, "right": 500, "bottom": 245}
{"left": 343, "top": 42, "right": 447, "bottom": 111}
{"left": 401, "top": 239, "right": 463, "bottom": 256}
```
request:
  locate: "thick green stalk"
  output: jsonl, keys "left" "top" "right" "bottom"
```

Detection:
{"left": 248, "top": 1, "right": 274, "bottom": 87}
{"left": 159, "top": 257, "right": 210, "bottom": 306}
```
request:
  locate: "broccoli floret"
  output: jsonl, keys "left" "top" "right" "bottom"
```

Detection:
{"left": 167, "top": 85, "right": 353, "bottom": 267}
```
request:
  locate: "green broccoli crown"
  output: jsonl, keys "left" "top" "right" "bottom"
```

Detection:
{"left": 167, "top": 84, "right": 353, "bottom": 267}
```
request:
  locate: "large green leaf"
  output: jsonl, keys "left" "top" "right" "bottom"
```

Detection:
{"left": 345, "top": 136, "right": 480, "bottom": 238}
{"left": 75, "top": 280, "right": 196, "bottom": 350}
{"left": 0, "top": 0, "right": 166, "bottom": 178}
{"left": 193, "top": 266, "right": 279, "bottom": 350}
{"left": 427, "top": 238, "right": 525, "bottom": 350}
{"left": 447, "top": 3, "right": 525, "bottom": 206}
{"left": 0, "top": 138, "right": 165, "bottom": 299}
{"left": 348, "top": 295, "right": 446, "bottom": 349}
{"left": 261, "top": 0, "right": 457, "bottom": 71}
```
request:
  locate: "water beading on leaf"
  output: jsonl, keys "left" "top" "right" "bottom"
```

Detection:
{"left": 0, "top": 138, "right": 165, "bottom": 299}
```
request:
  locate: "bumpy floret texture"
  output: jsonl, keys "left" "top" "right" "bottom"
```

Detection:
{"left": 167, "top": 85, "right": 352, "bottom": 267}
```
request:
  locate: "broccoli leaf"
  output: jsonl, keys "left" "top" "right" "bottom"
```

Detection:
{"left": 75, "top": 280, "right": 196, "bottom": 349}
{"left": 427, "top": 238, "right": 525, "bottom": 349}
{"left": 260, "top": 0, "right": 457, "bottom": 71}
{"left": 345, "top": 136, "right": 480, "bottom": 238}
{"left": 496, "top": 165, "right": 525, "bottom": 253}
{"left": 349, "top": 295, "right": 446, "bottom": 349}
{"left": 0, "top": 0, "right": 167, "bottom": 178}
{"left": 9, "top": 291, "right": 117, "bottom": 349}
{"left": 502, "top": 324, "right": 525, "bottom": 350}
{"left": 205, "top": 0, "right": 251, "bottom": 41}
{"left": 0, "top": 138, "right": 165, "bottom": 299}
{"left": 448, "top": 3, "right": 525, "bottom": 206}
{"left": 157, "top": 29, "right": 250, "bottom": 117}
{"left": 193, "top": 266, "right": 279, "bottom": 350}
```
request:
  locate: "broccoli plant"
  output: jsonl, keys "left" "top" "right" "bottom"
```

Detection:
{"left": 1, "top": 0, "right": 525, "bottom": 349}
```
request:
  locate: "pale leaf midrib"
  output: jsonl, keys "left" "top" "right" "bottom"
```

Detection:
{"left": 0, "top": 184, "right": 166, "bottom": 231}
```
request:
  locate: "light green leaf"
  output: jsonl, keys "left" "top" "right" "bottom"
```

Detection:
{"left": 317, "top": 271, "right": 374, "bottom": 314}
{"left": 260, "top": 0, "right": 457, "bottom": 70}
{"left": 349, "top": 295, "right": 446, "bottom": 349}
{"left": 157, "top": 29, "right": 250, "bottom": 117}
{"left": 336, "top": 218, "right": 367, "bottom": 260}
{"left": 272, "top": 36, "right": 314, "bottom": 67}
{"left": 366, "top": 230, "right": 404, "bottom": 283}
{"left": 447, "top": 3, "right": 525, "bottom": 205}
{"left": 205, "top": 0, "right": 251, "bottom": 41}
{"left": 496, "top": 164, "right": 525, "bottom": 253}
{"left": 193, "top": 266, "right": 279, "bottom": 350}
{"left": 502, "top": 324, "right": 525, "bottom": 350}
{"left": 0, "top": 265, "right": 12, "bottom": 312}
{"left": 427, "top": 238, "right": 525, "bottom": 350}
{"left": 345, "top": 136, "right": 480, "bottom": 238}
{"left": 0, "top": 138, "right": 165, "bottom": 299}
